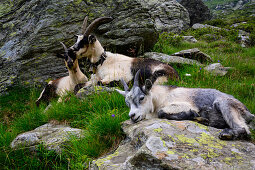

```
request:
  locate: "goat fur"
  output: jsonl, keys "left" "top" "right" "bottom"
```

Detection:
{"left": 117, "top": 70, "right": 254, "bottom": 140}
{"left": 36, "top": 45, "right": 88, "bottom": 106}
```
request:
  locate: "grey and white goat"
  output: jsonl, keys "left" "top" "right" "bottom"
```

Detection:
{"left": 71, "top": 16, "right": 179, "bottom": 87}
{"left": 116, "top": 70, "right": 254, "bottom": 140}
{"left": 36, "top": 42, "right": 88, "bottom": 106}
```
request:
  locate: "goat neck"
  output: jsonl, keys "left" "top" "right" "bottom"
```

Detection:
{"left": 67, "top": 59, "right": 85, "bottom": 84}
{"left": 89, "top": 40, "right": 105, "bottom": 63}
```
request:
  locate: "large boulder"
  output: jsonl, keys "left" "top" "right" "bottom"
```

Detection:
{"left": 92, "top": 119, "right": 255, "bottom": 169}
{"left": 11, "top": 123, "right": 84, "bottom": 153}
{"left": 180, "top": 0, "right": 212, "bottom": 26}
{"left": 0, "top": 0, "right": 189, "bottom": 94}
{"left": 137, "top": 0, "right": 190, "bottom": 33}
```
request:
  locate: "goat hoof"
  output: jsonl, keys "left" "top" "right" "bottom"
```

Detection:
{"left": 219, "top": 129, "right": 234, "bottom": 140}
{"left": 158, "top": 110, "right": 166, "bottom": 119}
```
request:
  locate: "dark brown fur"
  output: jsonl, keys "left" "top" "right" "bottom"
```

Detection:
{"left": 131, "top": 58, "right": 179, "bottom": 85}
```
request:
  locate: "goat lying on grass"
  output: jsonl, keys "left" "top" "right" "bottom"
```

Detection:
{"left": 36, "top": 42, "right": 88, "bottom": 106}
{"left": 71, "top": 16, "right": 179, "bottom": 87}
{"left": 116, "top": 70, "right": 254, "bottom": 140}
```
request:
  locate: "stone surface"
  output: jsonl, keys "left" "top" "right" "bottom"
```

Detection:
{"left": 204, "top": 63, "right": 232, "bottom": 76}
{"left": 171, "top": 48, "right": 213, "bottom": 63}
{"left": 137, "top": 0, "right": 190, "bottom": 33}
{"left": 11, "top": 123, "right": 84, "bottom": 153}
{"left": 192, "top": 23, "right": 221, "bottom": 30}
{"left": 76, "top": 85, "right": 116, "bottom": 99}
{"left": 183, "top": 36, "right": 198, "bottom": 43}
{"left": 180, "top": 0, "right": 212, "bottom": 26}
{"left": 92, "top": 119, "right": 255, "bottom": 170}
{"left": 143, "top": 52, "right": 202, "bottom": 66}
{"left": 0, "top": 0, "right": 190, "bottom": 94}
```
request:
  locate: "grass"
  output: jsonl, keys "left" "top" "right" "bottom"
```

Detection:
{"left": 1, "top": 17, "right": 255, "bottom": 169}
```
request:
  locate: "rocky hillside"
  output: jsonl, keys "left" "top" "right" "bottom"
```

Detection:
{"left": 0, "top": 0, "right": 190, "bottom": 94}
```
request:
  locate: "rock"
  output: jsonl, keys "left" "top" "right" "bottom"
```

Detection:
{"left": 92, "top": 119, "right": 255, "bottom": 169}
{"left": 171, "top": 48, "right": 213, "bottom": 63}
{"left": 192, "top": 23, "right": 221, "bottom": 30}
{"left": 182, "top": 36, "right": 198, "bottom": 43}
{"left": 137, "top": 0, "right": 190, "bottom": 33}
{"left": 11, "top": 123, "right": 84, "bottom": 153}
{"left": 238, "top": 30, "right": 250, "bottom": 48}
{"left": 143, "top": 52, "right": 202, "bottom": 66}
{"left": 76, "top": 85, "right": 116, "bottom": 99}
{"left": 0, "top": 0, "right": 191, "bottom": 94}
{"left": 180, "top": 0, "right": 212, "bottom": 26}
{"left": 204, "top": 63, "right": 232, "bottom": 76}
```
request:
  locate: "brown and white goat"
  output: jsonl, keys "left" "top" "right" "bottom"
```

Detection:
{"left": 71, "top": 17, "right": 179, "bottom": 87}
{"left": 116, "top": 70, "right": 255, "bottom": 140}
{"left": 36, "top": 42, "right": 88, "bottom": 106}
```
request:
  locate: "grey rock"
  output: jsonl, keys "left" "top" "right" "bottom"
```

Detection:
{"left": 192, "top": 23, "right": 221, "bottom": 30}
{"left": 183, "top": 36, "right": 198, "bottom": 43}
{"left": 11, "top": 123, "right": 84, "bottom": 153}
{"left": 92, "top": 119, "right": 255, "bottom": 169}
{"left": 204, "top": 63, "right": 233, "bottom": 76}
{"left": 76, "top": 85, "right": 116, "bottom": 99}
{"left": 0, "top": 0, "right": 191, "bottom": 94}
{"left": 171, "top": 48, "right": 213, "bottom": 63}
{"left": 238, "top": 30, "right": 250, "bottom": 48}
{"left": 180, "top": 0, "right": 212, "bottom": 26}
{"left": 137, "top": 0, "right": 190, "bottom": 33}
{"left": 144, "top": 52, "right": 202, "bottom": 66}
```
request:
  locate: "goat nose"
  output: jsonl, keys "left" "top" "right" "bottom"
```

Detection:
{"left": 130, "top": 113, "right": 135, "bottom": 119}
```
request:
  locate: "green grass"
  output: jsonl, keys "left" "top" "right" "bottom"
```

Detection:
{"left": 1, "top": 18, "right": 255, "bottom": 168}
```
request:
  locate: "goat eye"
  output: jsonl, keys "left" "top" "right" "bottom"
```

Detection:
{"left": 139, "top": 96, "right": 144, "bottom": 101}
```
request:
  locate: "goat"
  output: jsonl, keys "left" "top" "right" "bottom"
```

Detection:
{"left": 36, "top": 42, "right": 88, "bottom": 106}
{"left": 70, "top": 16, "right": 180, "bottom": 87}
{"left": 116, "top": 70, "right": 255, "bottom": 140}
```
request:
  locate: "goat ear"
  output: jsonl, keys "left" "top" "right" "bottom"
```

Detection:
{"left": 56, "top": 53, "right": 65, "bottom": 59}
{"left": 88, "top": 35, "right": 96, "bottom": 44}
{"left": 115, "top": 89, "right": 126, "bottom": 97}
{"left": 144, "top": 79, "right": 153, "bottom": 93}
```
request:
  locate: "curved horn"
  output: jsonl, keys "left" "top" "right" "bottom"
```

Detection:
{"left": 133, "top": 69, "right": 141, "bottom": 87}
{"left": 84, "top": 17, "right": 113, "bottom": 36}
{"left": 60, "top": 42, "right": 68, "bottom": 52}
{"left": 81, "top": 16, "right": 88, "bottom": 34}
{"left": 120, "top": 78, "right": 129, "bottom": 92}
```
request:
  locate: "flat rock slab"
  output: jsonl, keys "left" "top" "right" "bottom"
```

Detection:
{"left": 171, "top": 48, "right": 213, "bottom": 63}
{"left": 11, "top": 123, "right": 84, "bottom": 153}
{"left": 204, "top": 63, "right": 233, "bottom": 76}
{"left": 144, "top": 52, "right": 202, "bottom": 65}
{"left": 92, "top": 119, "right": 255, "bottom": 170}
{"left": 76, "top": 85, "right": 116, "bottom": 99}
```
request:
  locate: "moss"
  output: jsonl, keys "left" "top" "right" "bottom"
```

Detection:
{"left": 167, "top": 150, "right": 175, "bottom": 155}
{"left": 193, "top": 122, "right": 208, "bottom": 131}
{"left": 10, "top": 32, "right": 17, "bottom": 37}
{"left": 197, "top": 132, "right": 226, "bottom": 149}
{"left": 95, "top": 149, "right": 119, "bottom": 167}
{"left": 168, "top": 135, "right": 175, "bottom": 142}
{"left": 154, "top": 128, "right": 163, "bottom": 133}
{"left": 160, "top": 137, "right": 166, "bottom": 147}
{"left": 161, "top": 120, "right": 174, "bottom": 126}
{"left": 175, "top": 134, "right": 197, "bottom": 144}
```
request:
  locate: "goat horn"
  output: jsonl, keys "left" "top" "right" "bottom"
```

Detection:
{"left": 81, "top": 16, "right": 88, "bottom": 35}
{"left": 84, "top": 17, "right": 113, "bottom": 36}
{"left": 133, "top": 69, "right": 141, "bottom": 87}
{"left": 60, "top": 42, "right": 68, "bottom": 52}
{"left": 120, "top": 78, "right": 129, "bottom": 92}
